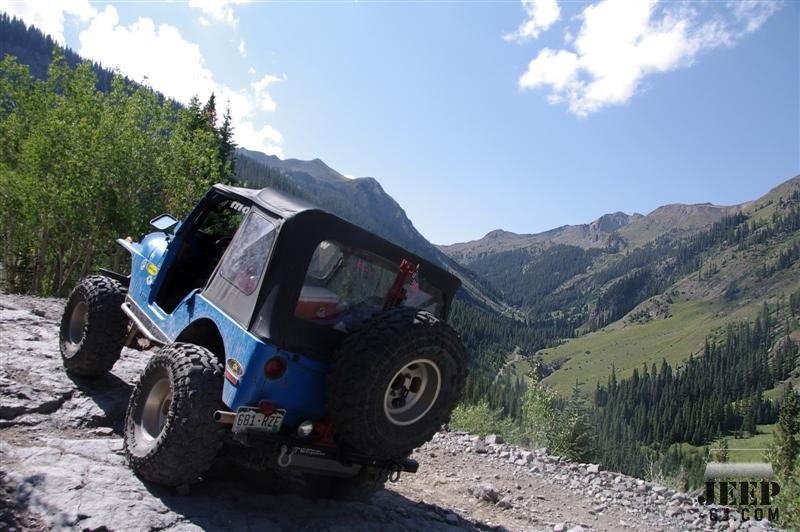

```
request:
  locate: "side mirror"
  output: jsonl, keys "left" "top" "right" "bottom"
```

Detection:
{"left": 150, "top": 214, "right": 179, "bottom": 232}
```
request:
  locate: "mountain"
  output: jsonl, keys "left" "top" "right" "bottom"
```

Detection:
{"left": 0, "top": 12, "right": 121, "bottom": 91}
{"left": 443, "top": 175, "right": 800, "bottom": 395}
{"left": 441, "top": 203, "right": 741, "bottom": 265}
{"left": 439, "top": 195, "right": 758, "bottom": 320}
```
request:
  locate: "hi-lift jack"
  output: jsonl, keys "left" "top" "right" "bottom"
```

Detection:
{"left": 384, "top": 259, "right": 419, "bottom": 310}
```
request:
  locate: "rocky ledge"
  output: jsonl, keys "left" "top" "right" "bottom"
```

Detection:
{"left": 0, "top": 293, "right": 778, "bottom": 531}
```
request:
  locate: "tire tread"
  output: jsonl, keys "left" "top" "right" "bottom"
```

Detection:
{"left": 59, "top": 275, "right": 128, "bottom": 378}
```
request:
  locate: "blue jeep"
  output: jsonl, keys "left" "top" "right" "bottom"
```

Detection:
{"left": 58, "top": 184, "right": 466, "bottom": 493}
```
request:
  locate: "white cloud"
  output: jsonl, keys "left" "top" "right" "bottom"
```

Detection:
{"left": 729, "top": 0, "right": 781, "bottom": 34}
{"left": 198, "top": 16, "right": 210, "bottom": 27}
{"left": 504, "top": 0, "right": 561, "bottom": 42}
{"left": 78, "top": 6, "right": 284, "bottom": 155}
{"left": 516, "top": 0, "right": 782, "bottom": 116}
{"left": 0, "top": 0, "right": 96, "bottom": 45}
{"left": 343, "top": 174, "right": 357, "bottom": 180}
{"left": 80, "top": 7, "right": 216, "bottom": 104}
{"left": 237, "top": 121, "right": 284, "bottom": 157}
{"left": 187, "top": 0, "right": 250, "bottom": 28}
{"left": 251, "top": 73, "right": 285, "bottom": 112}
{"left": 238, "top": 38, "right": 246, "bottom": 56}
{"left": 248, "top": 66, "right": 256, "bottom": 75}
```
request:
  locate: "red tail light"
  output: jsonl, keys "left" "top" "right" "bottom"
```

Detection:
{"left": 264, "top": 357, "right": 287, "bottom": 379}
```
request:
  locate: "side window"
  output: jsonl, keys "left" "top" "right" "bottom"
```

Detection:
{"left": 219, "top": 214, "right": 276, "bottom": 296}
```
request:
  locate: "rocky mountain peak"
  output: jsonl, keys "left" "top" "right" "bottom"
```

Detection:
{"left": 590, "top": 212, "right": 631, "bottom": 233}
{"left": 485, "top": 229, "right": 518, "bottom": 239}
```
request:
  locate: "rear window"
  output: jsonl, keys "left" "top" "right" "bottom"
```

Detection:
{"left": 295, "top": 240, "right": 444, "bottom": 331}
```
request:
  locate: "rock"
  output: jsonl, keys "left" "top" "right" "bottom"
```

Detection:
{"left": 496, "top": 495, "right": 513, "bottom": 509}
{"left": 520, "top": 451, "right": 534, "bottom": 464}
{"left": 567, "top": 527, "right": 586, "bottom": 532}
{"left": 553, "top": 523, "right": 567, "bottom": 532}
{"left": 91, "top": 427, "right": 115, "bottom": 437}
{"left": 471, "top": 483, "right": 500, "bottom": 503}
{"left": 485, "top": 434, "right": 503, "bottom": 445}
{"left": 472, "top": 439, "right": 488, "bottom": 453}
{"left": 586, "top": 464, "right": 600, "bottom": 474}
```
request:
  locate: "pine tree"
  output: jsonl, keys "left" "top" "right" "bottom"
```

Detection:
{"left": 773, "top": 387, "right": 800, "bottom": 475}
{"left": 718, "top": 438, "right": 730, "bottom": 463}
{"left": 218, "top": 104, "right": 236, "bottom": 183}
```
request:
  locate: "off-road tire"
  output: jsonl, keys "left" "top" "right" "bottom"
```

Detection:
{"left": 327, "top": 307, "right": 466, "bottom": 460}
{"left": 303, "top": 467, "right": 390, "bottom": 500}
{"left": 124, "top": 343, "right": 226, "bottom": 486}
{"left": 59, "top": 275, "right": 128, "bottom": 378}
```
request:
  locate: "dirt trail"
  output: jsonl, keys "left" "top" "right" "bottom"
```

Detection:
{"left": 0, "top": 294, "right": 774, "bottom": 531}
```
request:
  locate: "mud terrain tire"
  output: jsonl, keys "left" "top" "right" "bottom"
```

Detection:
{"left": 124, "top": 343, "right": 226, "bottom": 486}
{"left": 327, "top": 307, "right": 466, "bottom": 460}
{"left": 59, "top": 275, "right": 128, "bottom": 378}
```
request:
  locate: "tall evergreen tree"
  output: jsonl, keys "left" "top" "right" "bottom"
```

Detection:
{"left": 773, "top": 387, "right": 800, "bottom": 475}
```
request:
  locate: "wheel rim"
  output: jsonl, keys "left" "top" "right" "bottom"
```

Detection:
{"left": 383, "top": 358, "right": 441, "bottom": 426}
{"left": 140, "top": 375, "right": 172, "bottom": 442}
{"left": 68, "top": 300, "right": 88, "bottom": 344}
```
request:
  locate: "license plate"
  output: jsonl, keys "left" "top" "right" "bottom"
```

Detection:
{"left": 232, "top": 407, "right": 285, "bottom": 434}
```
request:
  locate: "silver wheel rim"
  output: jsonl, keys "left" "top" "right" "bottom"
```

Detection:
{"left": 140, "top": 376, "right": 172, "bottom": 442}
{"left": 68, "top": 301, "right": 88, "bottom": 344}
{"left": 383, "top": 358, "right": 441, "bottom": 426}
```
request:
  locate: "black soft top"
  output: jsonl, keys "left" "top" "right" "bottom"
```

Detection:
{"left": 213, "top": 183, "right": 459, "bottom": 294}
{"left": 214, "top": 183, "right": 318, "bottom": 218}
{"left": 208, "top": 184, "right": 461, "bottom": 356}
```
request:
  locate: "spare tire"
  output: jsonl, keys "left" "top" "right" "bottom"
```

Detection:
{"left": 326, "top": 307, "right": 466, "bottom": 460}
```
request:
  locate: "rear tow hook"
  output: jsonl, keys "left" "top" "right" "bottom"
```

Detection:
{"left": 388, "top": 465, "right": 402, "bottom": 483}
{"left": 277, "top": 444, "right": 295, "bottom": 467}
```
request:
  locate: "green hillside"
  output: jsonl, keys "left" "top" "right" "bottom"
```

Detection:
{"left": 533, "top": 177, "right": 800, "bottom": 395}
{"left": 442, "top": 175, "right": 800, "bottom": 397}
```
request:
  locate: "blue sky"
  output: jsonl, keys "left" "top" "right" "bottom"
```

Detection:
{"left": 1, "top": 1, "right": 797, "bottom": 244}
